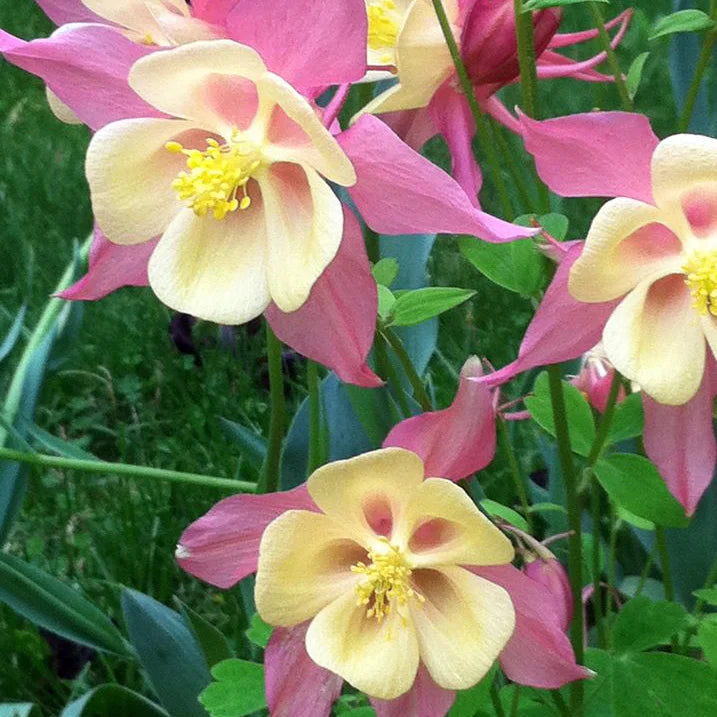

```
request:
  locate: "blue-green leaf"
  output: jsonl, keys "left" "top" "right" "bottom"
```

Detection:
{"left": 61, "top": 686, "right": 168, "bottom": 717}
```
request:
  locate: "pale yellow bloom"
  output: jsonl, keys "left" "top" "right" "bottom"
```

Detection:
{"left": 255, "top": 448, "right": 516, "bottom": 700}
{"left": 570, "top": 134, "right": 717, "bottom": 406}
{"left": 86, "top": 41, "right": 356, "bottom": 323}
{"left": 361, "top": 0, "right": 458, "bottom": 115}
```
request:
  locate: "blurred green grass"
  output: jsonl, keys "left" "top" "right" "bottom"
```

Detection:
{"left": 0, "top": 0, "right": 684, "bottom": 710}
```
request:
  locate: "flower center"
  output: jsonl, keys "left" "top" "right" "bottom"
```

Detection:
{"left": 165, "top": 132, "right": 262, "bottom": 220}
{"left": 367, "top": 0, "right": 401, "bottom": 64}
{"left": 351, "top": 537, "right": 424, "bottom": 623}
{"left": 683, "top": 247, "right": 717, "bottom": 316}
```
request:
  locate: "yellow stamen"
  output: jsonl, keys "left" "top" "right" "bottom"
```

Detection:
{"left": 351, "top": 537, "right": 424, "bottom": 626}
{"left": 683, "top": 247, "right": 717, "bottom": 316}
{"left": 166, "top": 132, "right": 262, "bottom": 220}
{"left": 367, "top": 1, "right": 400, "bottom": 56}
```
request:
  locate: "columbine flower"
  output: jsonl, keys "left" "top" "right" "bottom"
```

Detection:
{"left": 568, "top": 134, "right": 717, "bottom": 407}
{"left": 85, "top": 40, "right": 356, "bottom": 324}
{"left": 254, "top": 448, "right": 516, "bottom": 699}
{"left": 571, "top": 343, "right": 626, "bottom": 413}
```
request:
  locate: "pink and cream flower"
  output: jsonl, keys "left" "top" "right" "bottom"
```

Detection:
{"left": 85, "top": 40, "right": 356, "bottom": 324}
{"left": 569, "top": 134, "right": 717, "bottom": 406}
{"left": 254, "top": 448, "right": 516, "bottom": 700}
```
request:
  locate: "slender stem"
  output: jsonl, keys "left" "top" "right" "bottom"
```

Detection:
{"left": 655, "top": 526, "right": 675, "bottom": 603}
{"left": 307, "top": 360, "right": 323, "bottom": 473}
{"left": 551, "top": 690, "right": 571, "bottom": 717}
{"left": 694, "top": 552, "right": 717, "bottom": 617}
{"left": 635, "top": 542, "right": 656, "bottom": 598}
{"left": 431, "top": 0, "right": 514, "bottom": 217}
{"left": 547, "top": 365, "right": 583, "bottom": 714}
{"left": 588, "top": 2, "right": 633, "bottom": 111}
{"left": 678, "top": 28, "right": 717, "bottom": 132}
{"left": 605, "top": 505, "right": 618, "bottom": 618}
{"left": 489, "top": 118, "right": 537, "bottom": 212}
{"left": 510, "top": 685, "right": 521, "bottom": 717}
{"left": 587, "top": 372, "right": 622, "bottom": 465}
{"left": 590, "top": 476, "right": 607, "bottom": 649}
{"left": 0, "top": 446, "right": 254, "bottom": 492}
{"left": 381, "top": 327, "right": 433, "bottom": 412}
{"left": 1, "top": 234, "right": 93, "bottom": 448}
{"left": 257, "top": 323, "right": 285, "bottom": 494}
{"left": 377, "top": 335, "right": 412, "bottom": 418}
{"left": 490, "top": 680, "right": 507, "bottom": 717}
{"left": 497, "top": 418, "right": 532, "bottom": 531}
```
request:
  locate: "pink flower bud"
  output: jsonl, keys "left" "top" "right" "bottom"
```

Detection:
{"left": 524, "top": 555, "right": 573, "bottom": 633}
{"left": 572, "top": 344, "right": 626, "bottom": 413}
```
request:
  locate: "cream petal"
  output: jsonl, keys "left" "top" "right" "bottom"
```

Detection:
{"left": 256, "top": 73, "right": 355, "bottom": 186}
{"left": 603, "top": 273, "right": 707, "bottom": 405}
{"left": 81, "top": 0, "right": 171, "bottom": 41}
{"left": 147, "top": 198, "right": 271, "bottom": 324}
{"left": 307, "top": 448, "right": 425, "bottom": 548}
{"left": 86, "top": 117, "right": 198, "bottom": 245}
{"left": 46, "top": 87, "right": 81, "bottom": 125}
{"left": 128, "top": 40, "right": 266, "bottom": 128}
{"left": 652, "top": 134, "right": 717, "bottom": 227}
{"left": 306, "top": 588, "right": 420, "bottom": 700}
{"left": 702, "top": 314, "right": 717, "bottom": 361}
{"left": 255, "top": 510, "right": 366, "bottom": 627}
{"left": 402, "top": 479, "right": 514, "bottom": 568}
{"left": 361, "top": 0, "right": 455, "bottom": 115}
{"left": 410, "top": 566, "right": 515, "bottom": 691}
{"left": 261, "top": 163, "right": 344, "bottom": 313}
{"left": 569, "top": 198, "right": 682, "bottom": 302}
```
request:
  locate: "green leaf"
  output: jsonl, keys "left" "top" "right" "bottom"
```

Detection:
{"left": 218, "top": 418, "right": 266, "bottom": 473}
{"left": 0, "top": 552, "right": 127, "bottom": 655}
{"left": 199, "top": 659, "right": 267, "bottom": 717}
{"left": 245, "top": 612, "right": 272, "bottom": 649}
{"left": 607, "top": 393, "right": 644, "bottom": 444}
{"left": 693, "top": 587, "right": 717, "bottom": 606}
{"left": 372, "top": 257, "right": 399, "bottom": 287}
{"left": 524, "top": 372, "right": 596, "bottom": 457}
{"left": 650, "top": 9, "right": 715, "bottom": 41}
{"left": 627, "top": 52, "right": 650, "bottom": 100}
{"left": 480, "top": 499, "right": 529, "bottom": 532}
{"left": 458, "top": 236, "right": 544, "bottom": 296}
{"left": 377, "top": 284, "right": 397, "bottom": 321}
{"left": 175, "top": 598, "right": 234, "bottom": 668}
{"left": 698, "top": 616, "right": 717, "bottom": 668}
{"left": 616, "top": 504, "right": 655, "bottom": 531}
{"left": 527, "top": 501, "right": 567, "bottom": 515}
{"left": 447, "top": 665, "right": 497, "bottom": 716}
{"left": 0, "top": 305, "right": 27, "bottom": 365}
{"left": 121, "top": 589, "right": 211, "bottom": 717}
{"left": 61, "top": 686, "right": 169, "bottom": 717}
{"left": 523, "top": 0, "right": 608, "bottom": 10}
{"left": 611, "top": 596, "right": 689, "bottom": 654}
{"left": 390, "top": 287, "right": 475, "bottom": 327}
{"left": 24, "top": 422, "right": 99, "bottom": 462}
{"left": 593, "top": 454, "right": 689, "bottom": 527}
{"left": 515, "top": 212, "right": 570, "bottom": 241}
{"left": 0, "top": 705, "right": 40, "bottom": 717}
{"left": 342, "top": 710, "right": 375, "bottom": 717}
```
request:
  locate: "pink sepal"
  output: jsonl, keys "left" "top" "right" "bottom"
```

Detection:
{"left": 370, "top": 665, "right": 455, "bottom": 717}
{"left": 485, "top": 243, "right": 617, "bottom": 388}
{"left": 34, "top": 0, "right": 100, "bottom": 25}
{"left": 265, "top": 208, "right": 382, "bottom": 388}
{"left": 523, "top": 558, "right": 573, "bottom": 633}
{"left": 176, "top": 485, "right": 317, "bottom": 588}
{"left": 225, "top": 0, "right": 367, "bottom": 90}
{"left": 0, "top": 24, "right": 161, "bottom": 130}
{"left": 643, "top": 358, "right": 717, "bottom": 516}
{"left": 59, "top": 228, "right": 155, "bottom": 300}
{"left": 519, "top": 110, "right": 658, "bottom": 203}
{"left": 190, "top": 0, "right": 237, "bottom": 25}
{"left": 338, "top": 115, "right": 536, "bottom": 243}
{"left": 473, "top": 564, "right": 589, "bottom": 688}
{"left": 383, "top": 357, "right": 495, "bottom": 481}
{"left": 265, "top": 622, "right": 344, "bottom": 717}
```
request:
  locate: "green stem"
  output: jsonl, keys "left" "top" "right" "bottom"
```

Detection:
{"left": 677, "top": 27, "right": 717, "bottom": 132}
{"left": 0, "top": 446, "right": 254, "bottom": 492}
{"left": 547, "top": 365, "right": 583, "bottom": 714}
{"left": 590, "top": 478, "right": 607, "bottom": 649}
{"left": 694, "top": 552, "right": 717, "bottom": 617}
{"left": 1, "top": 234, "right": 93, "bottom": 448}
{"left": 588, "top": 2, "right": 633, "bottom": 111}
{"left": 307, "top": 360, "right": 323, "bottom": 473}
{"left": 377, "top": 334, "right": 412, "bottom": 418}
{"left": 605, "top": 505, "right": 619, "bottom": 618}
{"left": 257, "top": 323, "right": 285, "bottom": 494}
{"left": 551, "top": 690, "right": 571, "bottom": 717}
{"left": 490, "top": 680, "right": 507, "bottom": 717}
{"left": 431, "top": 0, "right": 514, "bottom": 217}
{"left": 655, "top": 526, "right": 675, "bottom": 603}
{"left": 510, "top": 685, "right": 521, "bottom": 717}
{"left": 497, "top": 418, "right": 532, "bottom": 531}
{"left": 489, "top": 118, "right": 537, "bottom": 212}
{"left": 635, "top": 542, "right": 657, "bottom": 598}
{"left": 588, "top": 371, "right": 622, "bottom": 465}
{"left": 381, "top": 327, "right": 433, "bottom": 412}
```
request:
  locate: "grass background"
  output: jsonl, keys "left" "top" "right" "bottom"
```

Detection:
{"left": 0, "top": 0, "right": 684, "bottom": 710}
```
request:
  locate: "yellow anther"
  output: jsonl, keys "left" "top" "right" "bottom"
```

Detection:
{"left": 367, "top": 1, "right": 400, "bottom": 55}
{"left": 683, "top": 247, "right": 717, "bottom": 316}
{"left": 350, "top": 538, "right": 423, "bottom": 625}
{"left": 141, "top": 33, "right": 154, "bottom": 45}
{"left": 166, "top": 131, "right": 262, "bottom": 220}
